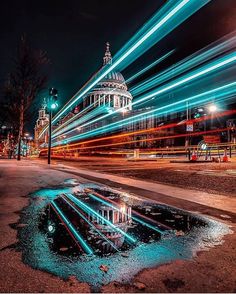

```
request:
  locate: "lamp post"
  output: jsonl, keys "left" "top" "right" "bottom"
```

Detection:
{"left": 48, "top": 88, "right": 58, "bottom": 165}
{"left": 24, "top": 132, "right": 30, "bottom": 157}
{"left": 208, "top": 104, "right": 217, "bottom": 129}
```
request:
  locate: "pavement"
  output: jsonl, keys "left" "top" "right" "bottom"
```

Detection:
{"left": 52, "top": 163, "right": 236, "bottom": 214}
{"left": 0, "top": 158, "right": 236, "bottom": 293}
{"left": 49, "top": 155, "right": 236, "bottom": 196}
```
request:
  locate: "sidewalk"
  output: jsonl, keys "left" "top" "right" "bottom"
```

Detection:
{"left": 1, "top": 159, "right": 235, "bottom": 293}
{"left": 54, "top": 163, "right": 236, "bottom": 214}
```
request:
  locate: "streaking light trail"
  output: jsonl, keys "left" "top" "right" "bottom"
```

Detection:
{"left": 61, "top": 195, "right": 119, "bottom": 252}
{"left": 52, "top": 81, "right": 236, "bottom": 146}
{"left": 51, "top": 51, "right": 236, "bottom": 143}
{"left": 131, "top": 33, "right": 236, "bottom": 95}
{"left": 55, "top": 128, "right": 231, "bottom": 152}
{"left": 87, "top": 193, "right": 164, "bottom": 234}
{"left": 39, "top": 0, "right": 210, "bottom": 138}
{"left": 126, "top": 49, "right": 175, "bottom": 84}
{"left": 132, "top": 52, "right": 236, "bottom": 107}
{"left": 51, "top": 200, "right": 93, "bottom": 255}
{"left": 51, "top": 49, "right": 175, "bottom": 138}
{"left": 66, "top": 193, "right": 137, "bottom": 244}
{"left": 51, "top": 34, "right": 236, "bottom": 138}
{"left": 44, "top": 110, "right": 235, "bottom": 153}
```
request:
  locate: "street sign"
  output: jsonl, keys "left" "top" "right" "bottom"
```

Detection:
{"left": 186, "top": 124, "right": 193, "bottom": 132}
{"left": 203, "top": 135, "right": 221, "bottom": 144}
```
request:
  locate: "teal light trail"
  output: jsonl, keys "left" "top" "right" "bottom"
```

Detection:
{"left": 51, "top": 200, "right": 93, "bottom": 255}
{"left": 61, "top": 195, "right": 119, "bottom": 252}
{"left": 52, "top": 105, "right": 109, "bottom": 139}
{"left": 51, "top": 53, "right": 236, "bottom": 144}
{"left": 132, "top": 52, "right": 236, "bottom": 107}
{"left": 51, "top": 50, "right": 174, "bottom": 139}
{"left": 66, "top": 193, "right": 137, "bottom": 244}
{"left": 126, "top": 49, "right": 175, "bottom": 83}
{"left": 88, "top": 193, "right": 164, "bottom": 235}
{"left": 51, "top": 36, "right": 235, "bottom": 140}
{"left": 39, "top": 0, "right": 210, "bottom": 139}
{"left": 52, "top": 81, "right": 236, "bottom": 146}
{"left": 131, "top": 34, "right": 236, "bottom": 96}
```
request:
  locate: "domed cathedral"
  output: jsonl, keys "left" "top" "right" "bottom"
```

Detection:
{"left": 82, "top": 42, "right": 133, "bottom": 111}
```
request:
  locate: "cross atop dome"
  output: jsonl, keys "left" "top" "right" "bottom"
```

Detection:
{"left": 103, "top": 42, "right": 112, "bottom": 65}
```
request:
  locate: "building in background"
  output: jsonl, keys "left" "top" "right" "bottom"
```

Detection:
{"left": 34, "top": 99, "right": 49, "bottom": 149}
{"left": 37, "top": 43, "right": 236, "bottom": 156}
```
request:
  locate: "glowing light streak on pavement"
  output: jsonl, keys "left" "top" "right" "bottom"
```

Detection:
{"left": 51, "top": 200, "right": 93, "bottom": 255}
{"left": 39, "top": 0, "right": 210, "bottom": 138}
{"left": 52, "top": 81, "right": 236, "bottom": 146}
{"left": 61, "top": 195, "right": 119, "bottom": 252}
{"left": 66, "top": 193, "right": 137, "bottom": 244}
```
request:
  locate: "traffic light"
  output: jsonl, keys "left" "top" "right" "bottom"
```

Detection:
{"left": 49, "top": 88, "right": 58, "bottom": 96}
{"left": 49, "top": 88, "right": 58, "bottom": 110}
{"left": 193, "top": 112, "right": 201, "bottom": 119}
{"left": 193, "top": 107, "right": 206, "bottom": 119}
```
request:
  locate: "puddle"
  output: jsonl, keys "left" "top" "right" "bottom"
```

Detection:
{"left": 16, "top": 179, "right": 231, "bottom": 291}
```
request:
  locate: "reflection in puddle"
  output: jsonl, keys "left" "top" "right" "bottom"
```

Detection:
{"left": 17, "top": 179, "right": 230, "bottom": 290}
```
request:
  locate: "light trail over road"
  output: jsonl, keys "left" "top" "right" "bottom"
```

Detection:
{"left": 38, "top": 0, "right": 210, "bottom": 139}
{"left": 51, "top": 81, "right": 236, "bottom": 146}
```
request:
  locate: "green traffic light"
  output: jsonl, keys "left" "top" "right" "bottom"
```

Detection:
{"left": 51, "top": 102, "right": 58, "bottom": 109}
{"left": 194, "top": 113, "right": 201, "bottom": 118}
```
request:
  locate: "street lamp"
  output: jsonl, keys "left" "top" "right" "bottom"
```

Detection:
{"left": 208, "top": 104, "right": 217, "bottom": 113}
{"left": 48, "top": 88, "right": 59, "bottom": 164}
{"left": 24, "top": 133, "right": 30, "bottom": 157}
{"left": 207, "top": 104, "right": 218, "bottom": 130}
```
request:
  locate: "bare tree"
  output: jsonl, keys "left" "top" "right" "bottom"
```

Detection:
{"left": 5, "top": 36, "right": 49, "bottom": 160}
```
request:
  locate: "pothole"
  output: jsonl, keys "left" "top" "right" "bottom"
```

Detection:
{"left": 16, "top": 179, "right": 231, "bottom": 291}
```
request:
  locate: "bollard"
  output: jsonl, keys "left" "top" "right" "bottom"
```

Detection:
{"left": 222, "top": 148, "right": 229, "bottom": 162}
{"left": 191, "top": 149, "right": 197, "bottom": 161}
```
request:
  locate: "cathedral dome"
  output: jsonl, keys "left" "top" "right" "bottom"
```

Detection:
{"left": 83, "top": 42, "right": 132, "bottom": 111}
{"left": 96, "top": 42, "right": 127, "bottom": 90}
{"left": 100, "top": 71, "right": 125, "bottom": 85}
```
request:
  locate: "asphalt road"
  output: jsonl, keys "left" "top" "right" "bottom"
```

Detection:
{"left": 0, "top": 158, "right": 235, "bottom": 293}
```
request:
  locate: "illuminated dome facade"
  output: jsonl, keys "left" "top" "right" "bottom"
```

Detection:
{"left": 82, "top": 43, "right": 132, "bottom": 110}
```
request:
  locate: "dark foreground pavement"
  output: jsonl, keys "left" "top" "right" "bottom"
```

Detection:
{"left": 0, "top": 159, "right": 236, "bottom": 293}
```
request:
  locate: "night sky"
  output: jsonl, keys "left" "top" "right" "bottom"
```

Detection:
{"left": 0, "top": 0, "right": 236, "bottom": 130}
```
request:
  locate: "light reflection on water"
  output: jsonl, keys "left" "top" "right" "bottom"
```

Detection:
{"left": 17, "top": 179, "right": 231, "bottom": 291}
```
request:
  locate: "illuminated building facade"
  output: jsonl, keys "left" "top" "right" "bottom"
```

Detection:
{"left": 83, "top": 196, "right": 132, "bottom": 252}
{"left": 82, "top": 42, "right": 132, "bottom": 112}
{"left": 38, "top": 43, "right": 236, "bottom": 156}
{"left": 38, "top": 43, "right": 180, "bottom": 153}
{"left": 34, "top": 100, "right": 49, "bottom": 149}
